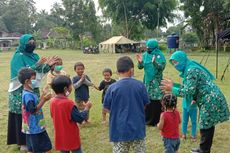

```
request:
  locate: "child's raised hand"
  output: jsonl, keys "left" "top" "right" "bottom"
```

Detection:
{"left": 42, "top": 85, "right": 50, "bottom": 94}
{"left": 80, "top": 74, "right": 86, "bottom": 81}
{"left": 84, "top": 102, "right": 92, "bottom": 110}
{"left": 43, "top": 93, "right": 52, "bottom": 101}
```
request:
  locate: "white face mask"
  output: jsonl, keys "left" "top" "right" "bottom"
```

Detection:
{"left": 65, "top": 91, "right": 70, "bottom": 96}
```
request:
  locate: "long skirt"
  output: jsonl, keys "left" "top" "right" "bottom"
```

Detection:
{"left": 7, "top": 112, "right": 26, "bottom": 145}
{"left": 145, "top": 100, "right": 162, "bottom": 126}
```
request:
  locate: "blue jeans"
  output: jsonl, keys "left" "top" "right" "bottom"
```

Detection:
{"left": 60, "top": 147, "right": 82, "bottom": 153}
{"left": 182, "top": 108, "right": 197, "bottom": 137}
{"left": 162, "top": 137, "right": 180, "bottom": 153}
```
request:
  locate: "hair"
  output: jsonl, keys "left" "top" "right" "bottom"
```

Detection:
{"left": 51, "top": 58, "right": 63, "bottom": 76}
{"left": 74, "top": 62, "right": 85, "bottom": 71}
{"left": 51, "top": 75, "right": 72, "bottom": 94}
{"left": 51, "top": 58, "right": 63, "bottom": 70}
{"left": 162, "top": 94, "right": 177, "bottom": 111}
{"left": 18, "top": 68, "right": 36, "bottom": 84}
{"left": 116, "top": 56, "right": 134, "bottom": 73}
{"left": 103, "top": 68, "right": 112, "bottom": 75}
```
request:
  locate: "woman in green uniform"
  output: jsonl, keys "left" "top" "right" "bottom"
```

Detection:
{"left": 7, "top": 34, "right": 58, "bottom": 151}
{"left": 160, "top": 50, "right": 229, "bottom": 153}
{"left": 136, "top": 39, "right": 166, "bottom": 126}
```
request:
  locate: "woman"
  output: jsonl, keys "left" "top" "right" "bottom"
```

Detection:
{"left": 136, "top": 39, "right": 166, "bottom": 126}
{"left": 7, "top": 34, "right": 58, "bottom": 151}
{"left": 160, "top": 50, "right": 229, "bottom": 153}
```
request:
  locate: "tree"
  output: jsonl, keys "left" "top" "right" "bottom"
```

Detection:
{"left": 99, "top": 0, "right": 177, "bottom": 39}
{"left": 1, "top": 0, "right": 36, "bottom": 33}
{"left": 180, "top": 0, "right": 229, "bottom": 48}
{"left": 182, "top": 32, "right": 198, "bottom": 44}
{"left": 34, "top": 10, "right": 57, "bottom": 31}
{"left": 52, "top": 0, "right": 101, "bottom": 41}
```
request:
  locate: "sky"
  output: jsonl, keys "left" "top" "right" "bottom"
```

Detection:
{"left": 34, "top": 0, "right": 102, "bottom": 16}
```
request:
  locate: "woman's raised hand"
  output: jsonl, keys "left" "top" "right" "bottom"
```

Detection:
{"left": 160, "top": 78, "right": 174, "bottom": 93}
{"left": 46, "top": 56, "right": 60, "bottom": 66}
{"left": 37, "top": 57, "right": 47, "bottom": 65}
{"left": 136, "top": 54, "right": 142, "bottom": 63}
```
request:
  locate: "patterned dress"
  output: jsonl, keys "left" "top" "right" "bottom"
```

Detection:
{"left": 173, "top": 67, "right": 229, "bottom": 129}
{"left": 138, "top": 51, "right": 166, "bottom": 100}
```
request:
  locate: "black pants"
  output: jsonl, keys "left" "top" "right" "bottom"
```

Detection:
{"left": 145, "top": 100, "right": 162, "bottom": 126}
{"left": 199, "top": 126, "right": 215, "bottom": 153}
{"left": 7, "top": 112, "right": 26, "bottom": 145}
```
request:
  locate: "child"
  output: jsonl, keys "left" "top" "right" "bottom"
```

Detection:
{"left": 50, "top": 75, "right": 92, "bottom": 153}
{"left": 103, "top": 56, "right": 149, "bottom": 153}
{"left": 157, "top": 94, "right": 181, "bottom": 153}
{"left": 72, "top": 62, "right": 95, "bottom": 123}
{"left": 47, "top": 58, "right": 67, "bottom": 85}
{"left": 18, "top": 68, "right": 52, "bottom": 153}
{"left": 95, "top": 68, "right": 116, "bottom": 123}
{"left": 181, "top": 97, "right": 197, "bottom": 142}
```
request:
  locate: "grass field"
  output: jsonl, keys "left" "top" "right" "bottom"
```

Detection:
{"left": 0, "top": 49, "right": 229, "bottom": 153}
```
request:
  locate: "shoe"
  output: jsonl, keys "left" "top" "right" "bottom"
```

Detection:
{"left": 190, "top": 147, "right": 200, "bottom": 153}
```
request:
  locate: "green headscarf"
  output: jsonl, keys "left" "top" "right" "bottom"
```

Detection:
{"left": 10, "top": 34, "right": 40, "bottom": 79}
{"left": 169, "top": 50, "right": 215, "bottom": 80}
{"left": 142, "top": 39, "right": 166, "bottom": 83}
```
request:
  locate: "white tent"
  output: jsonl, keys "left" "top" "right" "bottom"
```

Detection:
{"left": 99, "top": 36, "right": 137, "bottom": 53}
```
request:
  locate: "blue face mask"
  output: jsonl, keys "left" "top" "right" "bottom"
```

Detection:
{"left": 30, "top": 79, "right": 38, "bottom": 89}
{"left": 174, "top": 62, "right": 186, "bottom": 72}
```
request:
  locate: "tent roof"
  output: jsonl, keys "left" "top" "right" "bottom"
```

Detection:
{"left": 218, "top": 28, "right": 230, "bottom": 39}
{"left": 100, "top": 36, "right": 137, "bottom": 45}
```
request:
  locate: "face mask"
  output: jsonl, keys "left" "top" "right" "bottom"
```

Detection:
{"left": 65, "top": 91, "right": 70, "bottom": 96}
{"left": 175, "top": 62, "right": 186, "bottom": 72}
{"left": 25, "top": 44, "right": 36, "bottom": 53}
{"left": 54, "top": 65, "right": 63, "bottom": 72}
{"left": 147, "top": 49, "right": 152, "bottom": 54}
{"left": 29, "top": 79, "right": 38, "bottom": 89}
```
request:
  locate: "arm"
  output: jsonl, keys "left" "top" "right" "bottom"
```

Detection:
{"left": 46, "top": 73, "right": 53, "bottom": 85}
{"left": 26, "top": 93, "right": 51, "bottom": 114}
{"left": 71, "top": 106, "right": 89, "bottom": 123}
{"left": 96, "top": 81, "right": 105, "bottom": 91}
{"left": 72, "top": 77, "right": 84, "bottom": 89}
{"left": 142, "top": 84, "right": 150, "bottom": 106}
{"left": 157, "top": 113, "right": 164, "bottom": 130}
{"left": 36, "top": 93, "right": 52, "bottom": 111}
{"left": 137, "top": 62, "right": 144, "bottom": 69}
{"left": 103, "top": 87, "right": 112, "bottom": 111}
{"left": 84, "top": 75, "right": 94, "bottom": 86}
{"left": 31, "top": 63, "right": 51, "bottom": 74}
{"left": 172, "top": 68, "right": 198, "bottom": 97}
{"left": 153, "top": 61, "right": 166, "bottom": 71}
{"left": 179, "top": 112, "right": 181, "bottom": 124}
{"left": 136, "top": 53, "right": 144, "bottom": 69}
{"left": 73, "top": 80, "right": 84, "bottom": 89}
{"left": 84, "top": 78, "right": 94, "bottom": 86}
{"left": 153, "top": 54, "right": 166, "bottom": 71}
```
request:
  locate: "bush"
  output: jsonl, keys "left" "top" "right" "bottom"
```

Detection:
{"left": 159, "top": 43, "right": 167, "bottom": 52}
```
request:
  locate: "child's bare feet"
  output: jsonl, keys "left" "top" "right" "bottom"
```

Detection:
{"left": 101, "top": 120, "right": 106, "bottom": 124}
{"left": 182, "top": 134, "right": 186, "bottom": 140}
{"left": 191, "top": 136, "right": 196, "bottom": 142}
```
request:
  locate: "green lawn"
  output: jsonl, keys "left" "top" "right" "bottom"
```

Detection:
{"left": 0, "top": 49, "right": 229, "bottom": 153}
